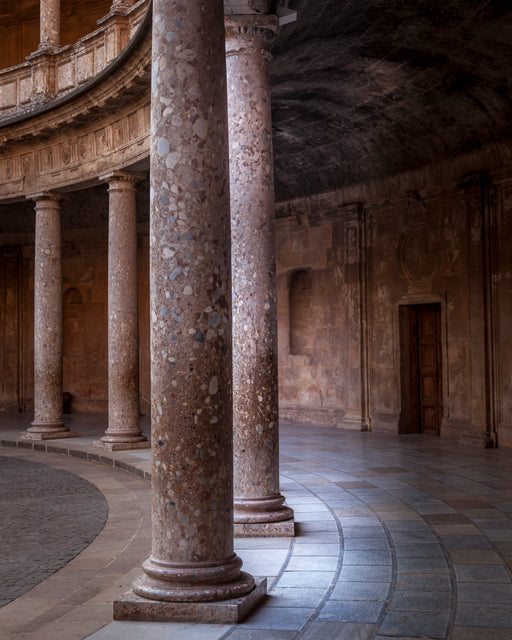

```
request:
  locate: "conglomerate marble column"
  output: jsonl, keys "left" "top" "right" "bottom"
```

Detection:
{"left": 95, "top": 172, "right": 149, "bottom": 451}
{"left": 226, "top": 15, "right": 294, "bottom": 536}
{"left": 114, "top": 0, "right": 264, "bottom": 623}
{"left": 39, "top": 0, "right": 61, "bottom": 51}
{"left": 22, "top": 192, "right": 76, "bottom": 440}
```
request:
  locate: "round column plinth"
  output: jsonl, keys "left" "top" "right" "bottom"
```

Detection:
{"left": 234, "top": 495, "right": 294, "bottom": 524}
{"left": 100, "top": 432, "right": 147, "bottom": 444}
{"left": 133, "top": 555, "right": 254, "bottom": 603}
{"left": 22, "top": 421, "right": 77, "bottom": 440}
{"left": 28, "top": 421, "right": 65, "bottom": 432}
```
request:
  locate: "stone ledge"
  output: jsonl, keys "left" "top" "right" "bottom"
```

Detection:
{"left": 234, "top": 519, "right": 295, "bottom": 538}
{"left": 113, "top": 577, "right": 267, "bottom": 624}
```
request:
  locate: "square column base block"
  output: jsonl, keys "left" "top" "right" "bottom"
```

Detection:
{"left": 20, "top": 430, "right": 79, "bottom": 440}
{"left": 235, "top": 519, "right": 295, "bottom": 538}
{"left": 113, "top": 578, "right": 267, "bottom": 624}
{"left": 93, "top": 440, "right": 151, "bottom": 451}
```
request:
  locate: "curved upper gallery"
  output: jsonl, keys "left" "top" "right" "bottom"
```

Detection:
{"left": 3, "top": 0, "right": 512, "bottom": 207}
{"left": 0, "top": 0, "right": 151, "bottom": 202}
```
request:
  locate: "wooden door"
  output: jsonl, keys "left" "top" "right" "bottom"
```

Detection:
{"left": 409, "top": 304, "right": 442, "bottom": 435}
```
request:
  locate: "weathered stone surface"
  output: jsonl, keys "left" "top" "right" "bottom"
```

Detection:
{"left": 21, "top": 192, "right": 76, "bottom": 440}
{"left": 226, "top": 14, "right": 293, "bottom": 528}
{"left": 123, "top": 0, "right": 259, "bottom": 615}
{"left": 39, "top": 0, "right": 61, "bottom": 52}
{"left": 96, "top": 171, "right": 148, "bottom": 449}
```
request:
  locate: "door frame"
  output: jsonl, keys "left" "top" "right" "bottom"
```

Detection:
{"left": 397, "top": 296, "right": 446, "bottom": 435}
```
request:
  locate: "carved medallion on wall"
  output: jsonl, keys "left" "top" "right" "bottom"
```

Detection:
{"left": 399, "top": 222, "right": 439, "bottom": 289}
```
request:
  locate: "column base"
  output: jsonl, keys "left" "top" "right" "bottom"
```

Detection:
{"left": 21, "top": 429, "right": 78, "bottom": 440}
{"left": 235, "top": 519, "right": 295, "bottom": 538}
{"left": 93, "top": 440, "right": 151, "bottom": 451}
{"left": 114, "top": 577, "right": 266, "bottom": 624}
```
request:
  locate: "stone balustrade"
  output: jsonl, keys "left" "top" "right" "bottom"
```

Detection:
{"left": 0, "top": 0, "right": 148, "bottom": 119}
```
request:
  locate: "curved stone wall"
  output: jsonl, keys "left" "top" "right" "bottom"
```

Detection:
{"left": 0, "top": 0, "right": 148, "bottom": 119}
{"left": 0, "top": 0, "right": 151, "bottom": 202}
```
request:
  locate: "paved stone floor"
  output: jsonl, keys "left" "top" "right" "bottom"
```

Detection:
{"left": 1, "top": 413, "right": 512, "bottom": 639}
{"left": 0, "top": 454, "right": 107, "bottom": 607}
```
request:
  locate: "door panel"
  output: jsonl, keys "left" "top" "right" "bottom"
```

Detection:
{"left": 407, "top": 304, "right": 442, "bottom": 435}
{"left": 417, "top": 306, "right": 442, "bottom": 435}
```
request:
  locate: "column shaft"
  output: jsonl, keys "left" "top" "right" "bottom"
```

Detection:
{"left": 22, "top": 192, "right": 75, "bottom": 440}
{"left": 39, "top": 0, "right": 61, "bottom": 51}
{"left": 118, "top": 0, "right": 262, "bottom": 618}
{"left": 97, "top": 172, "right": 148, "bottom": 450}
{"left": 226, "top": 16, "right": 293, "bottom": 532}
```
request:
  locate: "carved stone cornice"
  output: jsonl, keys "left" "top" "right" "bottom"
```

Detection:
{"left": 0, "top": 91, "right": 150, "bottom": 201}
{"left": 225, "top": 14, "right": 279, "bottom": 59}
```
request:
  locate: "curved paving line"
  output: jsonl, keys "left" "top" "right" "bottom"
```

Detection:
{"left": 278, "top": 470, "right": 346, "bottom": 636}
{"left": 292, "top": 465, "right": 460, "bottom": 640}
{"left": 345, "top": 487, "right": 457, "bottom": 639}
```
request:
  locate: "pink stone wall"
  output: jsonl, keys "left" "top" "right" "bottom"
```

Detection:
{"left": 277, "top": 172, "right": 511, "bottom": 447}
{"left": 0, "top": 224, "right": 150, "bottom": 415}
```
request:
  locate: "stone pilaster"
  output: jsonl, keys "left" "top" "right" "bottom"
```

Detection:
{"left": 39, "top": 0, "right": 61, "bottom": 52}
{"left": 114, "top": 0, "right": 264, "bottom": 623}
{"left": 22, "top": 192, "right": 77, "bottom": 440}
{"left": 225, "top": 15, "right": 294, "bottom": 537}
{"left": 95, "top": 172, "right": 149, "bottom": 451}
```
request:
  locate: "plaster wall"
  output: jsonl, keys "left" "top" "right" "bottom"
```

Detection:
{"left": 0, "top": 224, "right": 150, "bottom": 415}
{"left": 276, "top": 170, "right": 511, "bottom": 447}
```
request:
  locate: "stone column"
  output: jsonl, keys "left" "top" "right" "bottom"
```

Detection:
{"left": 22, "top": 192, "right": 76, "bottom": 440}
{"left": 225, "top": 15, "right": 294, "bottom": 536}
{"left": 109, "top": 0, "right": 135, "bottom": 12}
{"left": 95, "top": 172, "right": 149, "bottom": 451}
{"left": 114, "top": 0, "right": 264, "bottom": 623}
{"left": 39, "top": 0, "right": 61, "bottom": 52}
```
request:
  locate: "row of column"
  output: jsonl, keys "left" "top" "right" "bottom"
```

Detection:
{"left": 38, "top": 0, "right": 134, "bottom": 52}
{"left": 23, "top": 2, "right": 292, "bottom": 621}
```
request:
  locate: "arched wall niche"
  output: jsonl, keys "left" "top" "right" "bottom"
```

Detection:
{"left": 289, "top": 268, "right": 313, "bottom": 356}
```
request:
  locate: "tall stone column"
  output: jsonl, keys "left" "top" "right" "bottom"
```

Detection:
{"left": 22, "top": 192, "right": 76, "bottom": 440}
{"left": 95, "top": 172, "right": 149, "bottom": 451}
{"left": 226, "top": 15, "right": 294, "bottom": 536}
{"left": 39, "top": 0, "right": 61, "bottom": 52}
{"left": 114, "top": 0, "right": 264, "bottom": 623}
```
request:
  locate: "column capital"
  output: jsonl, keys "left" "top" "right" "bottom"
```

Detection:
{"left": 99, "top": 170, "right": 145, "bottom": 190}
{"left": 26, "top": 191, "right": 63, "bottom": 204}
{"left": 225, "top": 14, "right": 279, "bottom": 59}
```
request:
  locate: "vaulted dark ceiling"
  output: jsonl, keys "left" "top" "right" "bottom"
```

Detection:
{"left": 271, "top": 0, "right": 512, "bottom": 201}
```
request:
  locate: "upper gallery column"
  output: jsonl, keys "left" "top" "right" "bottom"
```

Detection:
{"left": 225, "top": 14, "right": 294, "bottom": 535}
{"left": 114, "top": 0, "right": 264, "bottom": 623}
{"left": 22, "top": 192, "right": 76, "bottom": 440}
{"left": 39, "top": 0, "right": 61, "bottom": 52}
{"left": 96, "top": 171, "right": 149, "bottom": 451}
